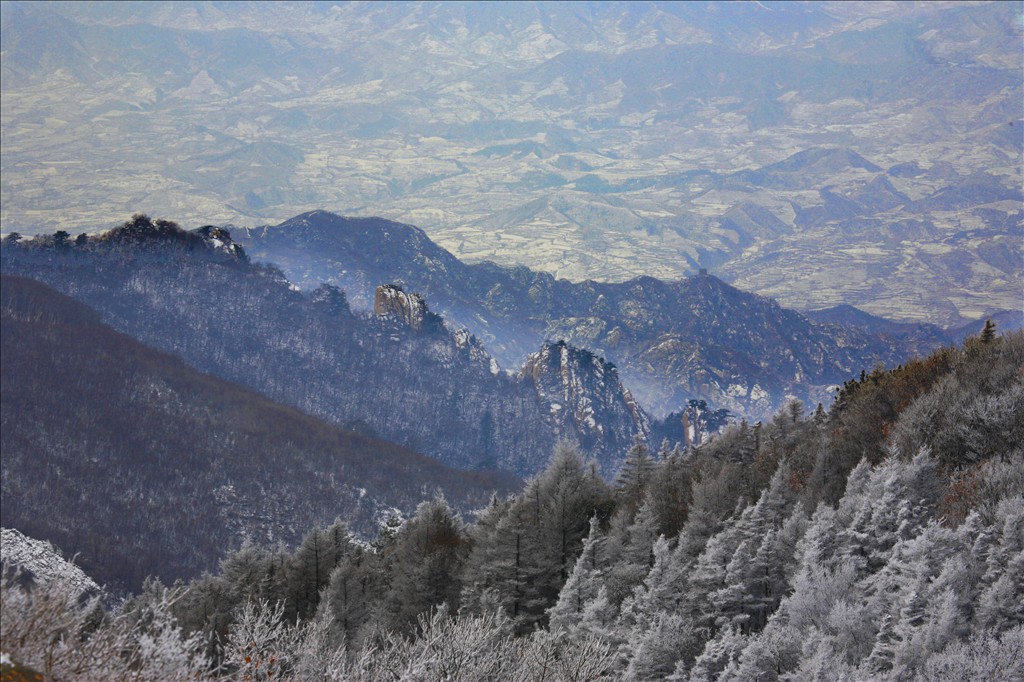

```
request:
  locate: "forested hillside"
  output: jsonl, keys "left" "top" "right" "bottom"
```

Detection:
{"left": 3, "top": 329, "right": 1020, "bottom": 680}
{"left": 0, "top": 275, "right": 517, "bottom": 591}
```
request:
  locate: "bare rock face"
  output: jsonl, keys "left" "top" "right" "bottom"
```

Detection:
{"left": 374, "top": 284, "right": 428, "bottom": 330}
{"left": 520, "top": 340, "right": 649, "bottom": 475}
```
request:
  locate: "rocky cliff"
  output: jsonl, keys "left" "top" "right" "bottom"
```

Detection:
{"left": 520, "top": 340, "right": 649, "bottom": 475}
{"left": 374, "top": 284, "right": 432, "bottom": 331}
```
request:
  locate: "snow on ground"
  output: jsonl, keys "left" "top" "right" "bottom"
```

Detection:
{"left": 1, "top": 527, "right": 100, "bottom": 598}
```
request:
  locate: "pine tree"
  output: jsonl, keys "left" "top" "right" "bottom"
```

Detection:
{"left": 980, "top": 318, "right": 997, "bottom": 343}
{"left": 458, "top": 442, "right": 612, "bottom": 633}
{"left": 646, "top": 441, "right": 691, "bottom": 538}
{"left": 378, "top": 495, "right": 467, "bottom": 634}
{"left": 459, "top": 493, "right": 514, "bottom": 616}
{"left": 318, "top": 545, "right": 377, "bottom": 650}
{"left": 864, "top": 612, "right": 897, "bottom": 675}
{"left": 219, "top": 541, "right": 285, "bottom": 605}
{"left": 615, "top": 437, "right": 656, "bottom": 520}
{"left": 686, "top": 625, "right": 747, "bottom": 682}
{"left": 604, "top": 498, "right": 661, "bottom": 605}
{"left": 549, "top": 516, "right": 607, "bottom": 635}
{"left": 287, "top": 519, "right": 356, "bottom": 621}
{"left": 622, "top": 612, "right": 698, "bottom": 681}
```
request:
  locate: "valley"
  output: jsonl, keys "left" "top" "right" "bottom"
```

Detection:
{"left": 2, "top": 1, "right": 1020, "bottom": 326}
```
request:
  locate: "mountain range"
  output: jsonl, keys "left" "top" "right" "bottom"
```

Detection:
{"left": 0, "top": 217, "right": 652, "bottom": 479}
{"left": 238, "top": 210, "right": 1014, "bottom": 417}
{"left": 1, "top": 213, "right": 1016, "bottom": 591}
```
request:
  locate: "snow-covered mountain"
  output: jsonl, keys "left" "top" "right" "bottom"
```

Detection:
{"left": 0, "top": 218, "right": 647, "bottom": 478}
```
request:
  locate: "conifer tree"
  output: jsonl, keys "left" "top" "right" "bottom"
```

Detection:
{"left": 549, "top": 516, "right": 607, "bottom": 635}
{"left": 686, "top": 625, "right": 746, "bottom": 682}
{"left": 318, "top": 545, "right": 377, "bottom": 650}
{"left": 604, "top": 498, "right": 661, "bottom": 605}
{"left": 288, "top": 519, "right": 356, "bottom": 621}
{"left": 980, "top": 318, "right": 997, "bottom": 343}
{"left": 646, "top": 441, "right": 691, "bottom": 537}
{"left": 377, "top": 495, "right": 467, "bottom": 634}
{"left": 459, "top": 442, "right": 611, "bottom": 633}
{"left": 615, "top": 437, "right": 656, "bottom": 520}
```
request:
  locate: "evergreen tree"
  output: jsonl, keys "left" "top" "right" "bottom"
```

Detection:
{"left": 459, "top": 493, "right": 514, "bottom": 616}
{"left": 980, "top": 318, "right": 997, "bottom": 343}
{"left": 863, "top": 612, "right": 897, "bottom": 675}
{"left": 458, "top": 442, "right": 612, "bottom": 633}
{"left": 549, "top": 516, "right": 607, "bottom": 631}
{"left": 377, "top": 495, "right": 467, "bottom": 634}
{"left": 220, "top": 540, "right": 287, "bottom": 606}
{"left": 686, "top": 625, "right": 746, "bottom": 682}
{"left": 622, "top": 612, "right": 698, "bottom": 681}
{"left": 646, "top": 441, "right": 691, "bottom": 538}
{"left": 318, "top": 544, "right": 378, "bottom": 650}
{"left": 615, "top": 437, "right": 655, "bottom": 520}
{"left": 604, "top": 498, "right": 661, "bottom": 606}
{"left": 287, "top": 519, "right": 355, "bottom": 621}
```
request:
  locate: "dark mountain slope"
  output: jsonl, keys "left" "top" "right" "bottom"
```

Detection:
{"left": 239, "top": 211, "right": 936, "bottom": 416}
{"left": 0, "top": 275, "right": 518, "bottom": 591}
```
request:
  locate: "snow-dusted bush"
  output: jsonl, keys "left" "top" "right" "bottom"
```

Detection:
{"left": 0, "top": 573, "right": 209, "bottom": 681}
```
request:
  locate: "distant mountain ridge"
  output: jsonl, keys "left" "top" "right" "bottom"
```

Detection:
{"left": 1, "top": 218, "right": 648, "bottom": 478}
{"left": 238, "top": 210, "right": 991, "bottom": 417}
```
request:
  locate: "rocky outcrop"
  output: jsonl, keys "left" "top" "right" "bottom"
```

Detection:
{"left": 374, "top": 284, "right": 428, "bottom": 330}
{"left": 520, "top": 340, "right": 649, "bottom": 474}
{"left": 1, "top": 528, "right": 100, "bottom": 599}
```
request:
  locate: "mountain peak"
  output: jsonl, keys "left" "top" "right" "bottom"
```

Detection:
{"left": 520, "top": 340, "right": 649, "bottom": 472}
{"left": 274, "top": 211, "right": 429, "bottom": 241}
{"left": 277, "top": 209, "right": 345, "bottom": 228}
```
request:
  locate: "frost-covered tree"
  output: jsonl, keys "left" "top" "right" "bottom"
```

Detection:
{"left": 614, "top": 437, "right": 656, "bottom": 520}
{"left": 317, "top": 542, "right": 378, "bottom": 650}
{"left": 460, "top": 442, "right": 611, "bottom": 632}
{"left": 375, "top": 495, "right": 467, "bottom": 635}
{"left": 916, "top": 625, "right": 1024, "bottom": 681}
{"left": 622, "top": 612, "right": 699, "bottom": 681}
{"left": 604, "top": 497, "right": 661, "bottom": 605}
{"left": 0, "top": 574, "right": 209, "bottom": 681}
{"left": 549, "top": 515, "right": 608, "bottom": 635}
{"left": 287, "top": 519, "right": 356, "bottom": 621}
{"left": 685, "top": 625, "right": 746, "bottom": 682}
{"left": 646, "top": 441, "right": 692, "bottom": 538}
